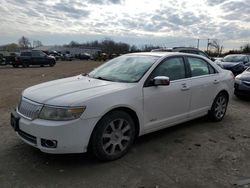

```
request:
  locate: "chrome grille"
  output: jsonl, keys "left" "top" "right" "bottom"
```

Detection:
{"left": 17, "top": 98, "right": 43, "bottom": 120}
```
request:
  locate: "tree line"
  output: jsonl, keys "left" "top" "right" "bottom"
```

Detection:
{"left": 0, "top": 36, "right": 250, "bottom": 57}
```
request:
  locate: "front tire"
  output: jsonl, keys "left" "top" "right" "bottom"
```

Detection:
{"left": 90, "top": 111, "right": 136, "bottom": 161}
{"left": 208, "top": 92, "right": 228, "bottom": 122}
{"left": 49, "top": 61, "right": 56, "bottom": 67}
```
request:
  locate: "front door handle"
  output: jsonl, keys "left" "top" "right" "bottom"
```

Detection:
{"left": 213, "top": 79, "right": 219, "bottom": 84}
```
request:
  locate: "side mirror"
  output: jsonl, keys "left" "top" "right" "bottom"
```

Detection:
{"left": 153, "top": 76, "right": 170, "bottom": 86}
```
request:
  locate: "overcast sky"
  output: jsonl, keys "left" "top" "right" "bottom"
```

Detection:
{"left": 0, "top": 0, "right": 249, "bottom": 50}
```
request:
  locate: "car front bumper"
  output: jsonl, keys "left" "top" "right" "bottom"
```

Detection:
{"left": 234, "top": 82, "right": 250, "bottom": 97}
{"left": 11, "top": 112, "right": 99, "bottom": 154}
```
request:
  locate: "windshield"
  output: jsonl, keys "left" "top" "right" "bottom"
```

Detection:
{"left": 223, "top": 55, "right": 245, "bottom": 62}
{"left": 88, "top": 55, "right": 159, "bottom": 82}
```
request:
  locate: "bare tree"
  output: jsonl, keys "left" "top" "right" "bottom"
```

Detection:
{"left": 69, "top": 41, "right": 80, "bottom": 47}
{"left": 209, "top": 40, "right": 223, "bottom": 56}
{"left": 18, "top": 36, "right": 31, "bottom": 49}
{"left": 241, "top": 43, "right": 250, "bottom": 53}
{"left": 33, "top": 40, "right": 43, "bottom": 48}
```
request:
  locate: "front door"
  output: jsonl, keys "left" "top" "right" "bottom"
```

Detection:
{"left": 143, "top": 56, "right": 191, "bottom": 131}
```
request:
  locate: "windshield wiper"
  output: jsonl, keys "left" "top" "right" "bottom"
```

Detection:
{"left": 82, "top": 73, "right": 89, "bottom": 76}
{"left": 93, "top": 76, "right": 113, "bottom": 81}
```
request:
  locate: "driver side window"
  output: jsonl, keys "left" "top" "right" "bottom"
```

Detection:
{"left": 151, "top": 57, "right": 186, "bottom": 81}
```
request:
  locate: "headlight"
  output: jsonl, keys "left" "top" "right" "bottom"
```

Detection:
{"left": 38, "top": 106, "right": 86, "bottom": 121}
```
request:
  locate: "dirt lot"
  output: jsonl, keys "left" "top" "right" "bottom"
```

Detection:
{"left": 0, "top": 60, "right": 250, "bottom": 188}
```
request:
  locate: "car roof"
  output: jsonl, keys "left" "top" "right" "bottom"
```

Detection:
{"left": 125, "top": 52, "right": 209, "bottom": 59}
{"left": 225, "top": 54, "right": 247, "bottom": 57}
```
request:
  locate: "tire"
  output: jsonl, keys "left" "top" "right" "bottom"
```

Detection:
{"left": 90, "top": 110, "right": 136, "bottom": 161}
{"left": 208, "top": 92, "right": 228, "bottom": 122}
{"left": 22, "top": 63, "right": 29, "bottom": 68}
{"left": 49, "top": 61, "right": 55, "bottom": 67}
{"left": 12, "top": 64, "right": 18, "bottom": 68}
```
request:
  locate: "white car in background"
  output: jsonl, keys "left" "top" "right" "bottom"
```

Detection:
{"left": 11, "top": 52, "right": 234, "bottom": 161}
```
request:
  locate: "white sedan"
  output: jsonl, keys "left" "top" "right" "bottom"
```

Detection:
{"left": 11, "top": 52, "right": 234, "bottom": 161}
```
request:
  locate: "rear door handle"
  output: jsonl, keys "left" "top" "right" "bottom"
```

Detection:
{"left": 181, "top": 83, "right": 190, "bottom": 91}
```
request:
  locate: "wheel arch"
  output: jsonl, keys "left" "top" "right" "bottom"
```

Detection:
{"left": 87, "top": 106, "right": 140, "bottom": 151}
{"left": 216, "top": 89, "right": 229, "bottom": 100}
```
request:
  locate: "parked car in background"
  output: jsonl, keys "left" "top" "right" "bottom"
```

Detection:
{"left": 61, "top": 53, "right": 73, "bottom": 61}
{"left": 77, "top": 53, "right": 91, "bottom": 60}
{"left": 12, "top": 50, "right": 56, "bottom": 68}
{"left": 217, "top": 54, "right": 250, "bottom": 75}
{"left": 151, "top": 47, "right": 214, "bottom": 61}
{"left": 48, "top": 51, "right": 62, "bottom": 61}
{"left": 214, "top": 57, "right": 223, "bottom": 64}
{"left": 11, "top": 52, "right": 234, "bottom": 161}
{"left": 5, "top": 52, "right": 19, "bottom": 65}
{"left": 234, "top": 67, "right": 250, "bottom": 98}
{"left": 0, "top": 54, "right": 6, "bottom": 65}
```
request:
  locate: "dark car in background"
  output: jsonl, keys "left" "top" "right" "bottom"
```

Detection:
{"left": 217, "top": 54, "right": 250, "bottom": 75}
{"left": 234, "top": 67, "right": 250, "bottom": 98}
{"left": 5, "top": 52, "right": 19, "bottom": 65}
{"left": 48, "top": 51, "right": 62, "bottom": 61}
{"left": 151, "top": 47, "right": 213, "bottom": 60}
{"left": 0, "top": 54, "right": 6, "bottom": 65}
{"left": 12, "top": 50, "right": 56, "bottom": 68}
{"left": 76, "top": 53, "right": 91, "bottom": 60}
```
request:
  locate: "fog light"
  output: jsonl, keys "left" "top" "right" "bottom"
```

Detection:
{"left": 41, "top": 139, "right": 57, "bottom": 148}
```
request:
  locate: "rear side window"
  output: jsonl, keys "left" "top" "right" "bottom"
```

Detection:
{"left": 21, "top": 52, "right": 31, "bottom": 56}
{"left": 187, "top": 57, "right": 210, "bottom": 77}
{"left": 197, "top": 51, "right": 209, "bottom": 58}
{"left": 151, "top": 57, "right": 186, "bottom": 81}
{"left": 208, "top": 64, "right": 216, "bottom": 74}
{"left": 32, "top": 51, "right": 45, "bottom": 57}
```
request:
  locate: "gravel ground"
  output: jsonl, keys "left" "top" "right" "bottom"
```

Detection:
{"left": 0, "top": 61, "right": 250, "bottom": 188}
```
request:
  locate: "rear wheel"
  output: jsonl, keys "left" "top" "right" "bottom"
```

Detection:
{"left": 12, "top": 64, "right": 18, "bottom": 68}
{"left": 22, "top": 63, "right": 29, "bottom": 68}
{"left": 208, "top": 92, "right": 228, "bottom": 121}
{"left": 90, "top": 111, "right": 136, "bottom": 161}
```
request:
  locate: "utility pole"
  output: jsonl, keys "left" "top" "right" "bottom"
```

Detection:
{"left": 207, "top": 39, "right": 210, "bottom": 52}
{"left": 197, "top": 39, "right": 200, "bottom": 49}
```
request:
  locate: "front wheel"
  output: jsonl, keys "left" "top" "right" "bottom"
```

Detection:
{"left": 208, "top": 92, "right": 228, "bottom": 121}
{"left": 49, "top": 61, "right": 56, "bottom": 67}
{"left": 90, "top": 111, "right": 136, "bottom": 161}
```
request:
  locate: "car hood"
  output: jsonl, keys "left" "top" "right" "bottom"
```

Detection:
{"left": 237, "top": 71, "right": 250, "bottom": 81}
{"left": 219, "top": 61, "right": 242, "bottom": 68}
{"left": 23, "top": 75, "right": 132, "bottom": 106}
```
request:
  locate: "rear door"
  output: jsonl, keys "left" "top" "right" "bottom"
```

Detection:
{"left": 31, "top": 51, "right": 46, "bottom": 65}
{"left": 143, "top": 56, "right": 192, "bottom": 130}
{"left": 186, "top": 56, "right": 220, "bottom": 117}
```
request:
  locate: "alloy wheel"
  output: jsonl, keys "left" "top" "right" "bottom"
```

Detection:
{"left": 214, "top": 95, "right": 227, "bottom": 119}
{"left": 102, "top": 118, "right": 131, "bottom": 155}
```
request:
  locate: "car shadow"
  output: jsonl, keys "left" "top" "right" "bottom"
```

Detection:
{"left": 0, "top": 65, "right": 54, "bottom": 69}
